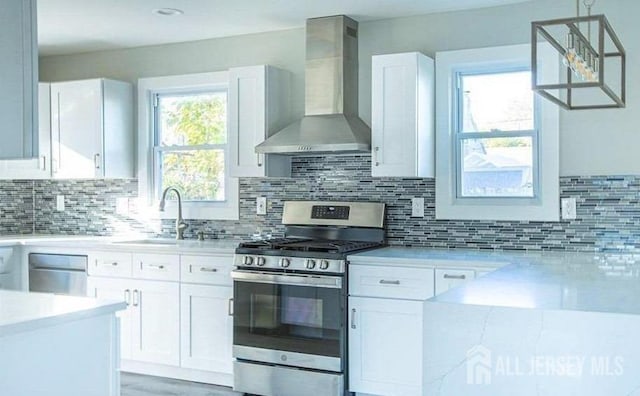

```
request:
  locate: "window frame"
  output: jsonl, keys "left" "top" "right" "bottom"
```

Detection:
{"left": 453, "top": 67, "right": 540, "bottom": 203}
{"left": 435, "top": 44, "right": 560, "bottom": 221}
{"left": 138, "top": 72, "right": 239, "bottom": 220}
{"left": 152, "top": 89, "right": 229, "bottom": 203}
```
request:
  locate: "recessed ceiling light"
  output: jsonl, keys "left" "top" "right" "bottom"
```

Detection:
{"left": 152, "top": 8, "right": 184, "bottom": 16}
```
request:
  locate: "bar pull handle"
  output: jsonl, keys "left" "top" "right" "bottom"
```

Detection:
{"left": 351, "top": 308, "right": 357, "bottom": 329}
{"left": 111, "top": 262, "right": 119, "bottom": 266}
{"left": 146, "top": 263, "right": 165, "bottom": 270}
{"left": 257, "top": 153, "right": 263, "bottom": 167}
{"left": 133, "top": 289, "right": 139, "bottom": 307}
{"left": 94, "top": 153, "right": 101, "bottom": 169}
{"left": 124, "top": 289, "right": 131, "bottom": 306}
{"left": 228, "top": 298, "right": 234, "bottom": 316}
{"left": 379, "top": 279, "right": 401, "bottom": 285}
{"left": 40, "top": 156, "right": 47, "bottom": 170}
{"left": 199, "top": 266, "right": 218, "bottom": 272}
{"left": 443, "top": 274, "right": 467, "bottom": 280}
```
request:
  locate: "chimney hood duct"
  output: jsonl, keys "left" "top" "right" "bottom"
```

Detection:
{"left": 255, "top": 15, "right": 371, "bottom": 155}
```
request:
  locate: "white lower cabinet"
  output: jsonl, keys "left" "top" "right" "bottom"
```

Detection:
{"left": 349, "top": 297, "right": 424, "bottom": 396}
{"left": 88, "top": 276, "right": 134, "bottom": 360}
{"left": 180, "top": 284, "right": 233, "bottom": 373}
{"left": 87, "top": 250, "right": 235, "bottom": 386}
{"left": 131, "top": 279, "right": 180, "bottom": 365}
{"left": 87, "top": 276, "right": 180, "bottom": 366}
{"left": 348, "top": 264, "right": 434, "bottom": 396}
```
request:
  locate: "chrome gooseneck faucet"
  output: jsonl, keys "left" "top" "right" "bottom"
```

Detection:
{"left": 159, "top": 187, "right": 188, "bottom": 240}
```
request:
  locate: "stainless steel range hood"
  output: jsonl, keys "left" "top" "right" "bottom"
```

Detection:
{"left": 255, "top": 15, "right": 371, "bottom": 155}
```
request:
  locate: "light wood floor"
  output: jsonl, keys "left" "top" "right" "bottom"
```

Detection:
{"left": 121, "top": 373, "right": 242, "bottom": 396}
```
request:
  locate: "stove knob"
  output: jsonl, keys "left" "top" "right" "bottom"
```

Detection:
{"left": 319, "top": 260, "right": 330, "bottom": 270}
{"left": 243, "top": 256, "right": 254, "bottom": 265}
{"left": 305, "top": 259, "right": 316, "bottom": 270}
{"left": 279, "top": 258, "right": 291, "bottom": 268}
{"left": 256, "top": 257, "right": 266, "bottom": 266}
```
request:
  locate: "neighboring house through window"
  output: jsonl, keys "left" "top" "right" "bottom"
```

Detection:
{"left": 138, "top": 72, "right": 239, "bottom": 220}
{"left": 435, "top": 44, "right": 560, "bottom": 221}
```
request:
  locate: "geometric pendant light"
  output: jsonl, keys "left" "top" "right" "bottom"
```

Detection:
{"left": 531, "top": 0, "right": 625, "bottom": 109}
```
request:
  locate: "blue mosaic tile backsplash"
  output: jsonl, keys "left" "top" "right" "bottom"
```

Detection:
{"left": 1, "top": 154, "right": 640, "bottom": 252}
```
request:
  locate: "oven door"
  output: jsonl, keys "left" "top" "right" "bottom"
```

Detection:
{"left": 231, "top": 269, "right": 345, "bottom": 372}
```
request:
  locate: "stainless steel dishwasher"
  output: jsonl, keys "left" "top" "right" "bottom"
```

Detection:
{"left": 28, "top": 253, "right": 88, "bottom": 296}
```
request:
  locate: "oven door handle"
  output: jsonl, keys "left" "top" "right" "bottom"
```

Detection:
{"left": 231, "top": 270, "right": 343, "bottom": 289}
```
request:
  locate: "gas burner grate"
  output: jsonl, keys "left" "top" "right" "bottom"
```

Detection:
{"left": 238, "top": 237, "right": 312, "bottom": 250}
{"left": 239, "top": 238, "right": 382, "bottom": 254}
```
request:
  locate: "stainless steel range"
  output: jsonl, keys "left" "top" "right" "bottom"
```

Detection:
{"left": 231, "top": 201, "right": 386, "bottom": 396}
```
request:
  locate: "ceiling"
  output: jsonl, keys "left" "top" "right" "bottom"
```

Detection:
{"left": 38, "top": 0, "right": 532, "bottom": 56}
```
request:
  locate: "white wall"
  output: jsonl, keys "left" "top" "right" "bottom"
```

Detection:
{"left": 40, "top": 0, "right": 640, "bottom": 176}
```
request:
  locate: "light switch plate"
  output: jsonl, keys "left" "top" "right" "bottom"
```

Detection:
{"left": 256, "top": 197, "right": 267, "bottom": 215}
{"left": 411, "top": 197, "right": 425, "bottom": 218}
{"left": 561, "top": 197, "right": 577, "bottom": 220}
{"left": 56, "top": 195, "right": 65, "bottom": 212}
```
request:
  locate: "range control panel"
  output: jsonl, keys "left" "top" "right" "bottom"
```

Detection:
{"left": 311, "top": 205, "right": 350, "bottom": 220}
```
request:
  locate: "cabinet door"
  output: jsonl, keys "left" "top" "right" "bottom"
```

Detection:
{"left": 87, "top": 276, "right": 133, "bottom": 360}
{"left": 130, "top": 279, "right": 180, "bottom": 366}
{"left": 0, "top": 0, "right": 36, "bottom": 160}
{"left": 228, "top": 65, "right": 267, "bottom": 177}
{"left": 51, "top": 80, "right": 103, "bottom": 178}
{"left": 349, "top": 297, "right": 423, "bottom": 396}
{"left": 37, "top": 83, "right": 52, "bottom": 173}
{"left": 180, "top": 284, "right": 233, "bottom": 373}
{"left": 372, "top": 53, "right": 418, "bottom": 177}
{"left": 372, "top": 52, "right": 434, "bottom": 178}
{"left": 434, "top": 268, "right": 475, "bottom": 296}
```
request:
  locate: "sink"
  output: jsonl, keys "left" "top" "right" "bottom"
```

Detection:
{"left": 115, "top": 239, "right": 179, "bottom": 246}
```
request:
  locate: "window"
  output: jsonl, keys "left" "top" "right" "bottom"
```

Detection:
{"left": 456, "top": 69, "right": 537, "bottom": 198}
{"left": 138, "top": 72, "right": 239, "bottom": 220}
{"left": 153, "top": 91, "right": 227, "bottom": 201}
{"left": 435, "top": 44, "right": 559, "bottom": 221}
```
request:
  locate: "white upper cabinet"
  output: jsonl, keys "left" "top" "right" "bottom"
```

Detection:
{"left": 50, "top": 79, "right": 134, "bottom": 179}
{"left": 371, "top": 52, "right": 434, "bottom": 177}
{"left": 228, "top": 65, "right": 291, "bottom": 178}
{"left": 0, "top": 0, "right": 37, "bottom": 160}
{"left": 0, "top": 83, "right": 51, "bottom": 180}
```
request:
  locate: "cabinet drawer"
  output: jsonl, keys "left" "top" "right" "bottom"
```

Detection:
{"left": 349, "top": 265, "right": 434, "bottom": 300}
{"left": 88, "top": 251, "right": 132, "bottom": 277}
{"left": 434, "top": 268, "right": 475, "bottom": 296}
{"left": 132, "top": 253, "right": 180, "bottom": 281}
{"left": 181, "top": 255, "right": 233, "bottom": 286}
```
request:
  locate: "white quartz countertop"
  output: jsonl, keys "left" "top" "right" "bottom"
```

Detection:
{"left": 0, "top": 290, "right": 126, "bottom": 337}
{"left": 350, "top": 247, "right": 640, "bottom": 315}
{"left": 430, "top": 250, "right": 640, "bottom": 315}
{"left": 0, "top": 234, "right": 239, "bottom": 254}
{"left": 348, "top": 247, "right": 514, "bottom": 269}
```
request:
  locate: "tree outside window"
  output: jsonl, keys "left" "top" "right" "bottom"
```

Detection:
{"left": 154, "top": 91, "right": 228, "bottom": 202}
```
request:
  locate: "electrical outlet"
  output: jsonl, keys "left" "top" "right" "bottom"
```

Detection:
{"left": 561, "top": 197, "right": 577, "bottom": 220}
{"left": 116, "top": 197, "right": 129, "bottom": 216}
{"left": 411, "top": 197, "right": 425, "bottom": 218}
{"left": 256, "top": 197, "right": 267, "bottom": 215}
{"left": 56, "top": 195, "right": 65, "bottom": 212}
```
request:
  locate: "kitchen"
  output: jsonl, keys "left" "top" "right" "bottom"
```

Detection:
{"left": 0, "top": 0, "right": 640, "bottom": 394}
